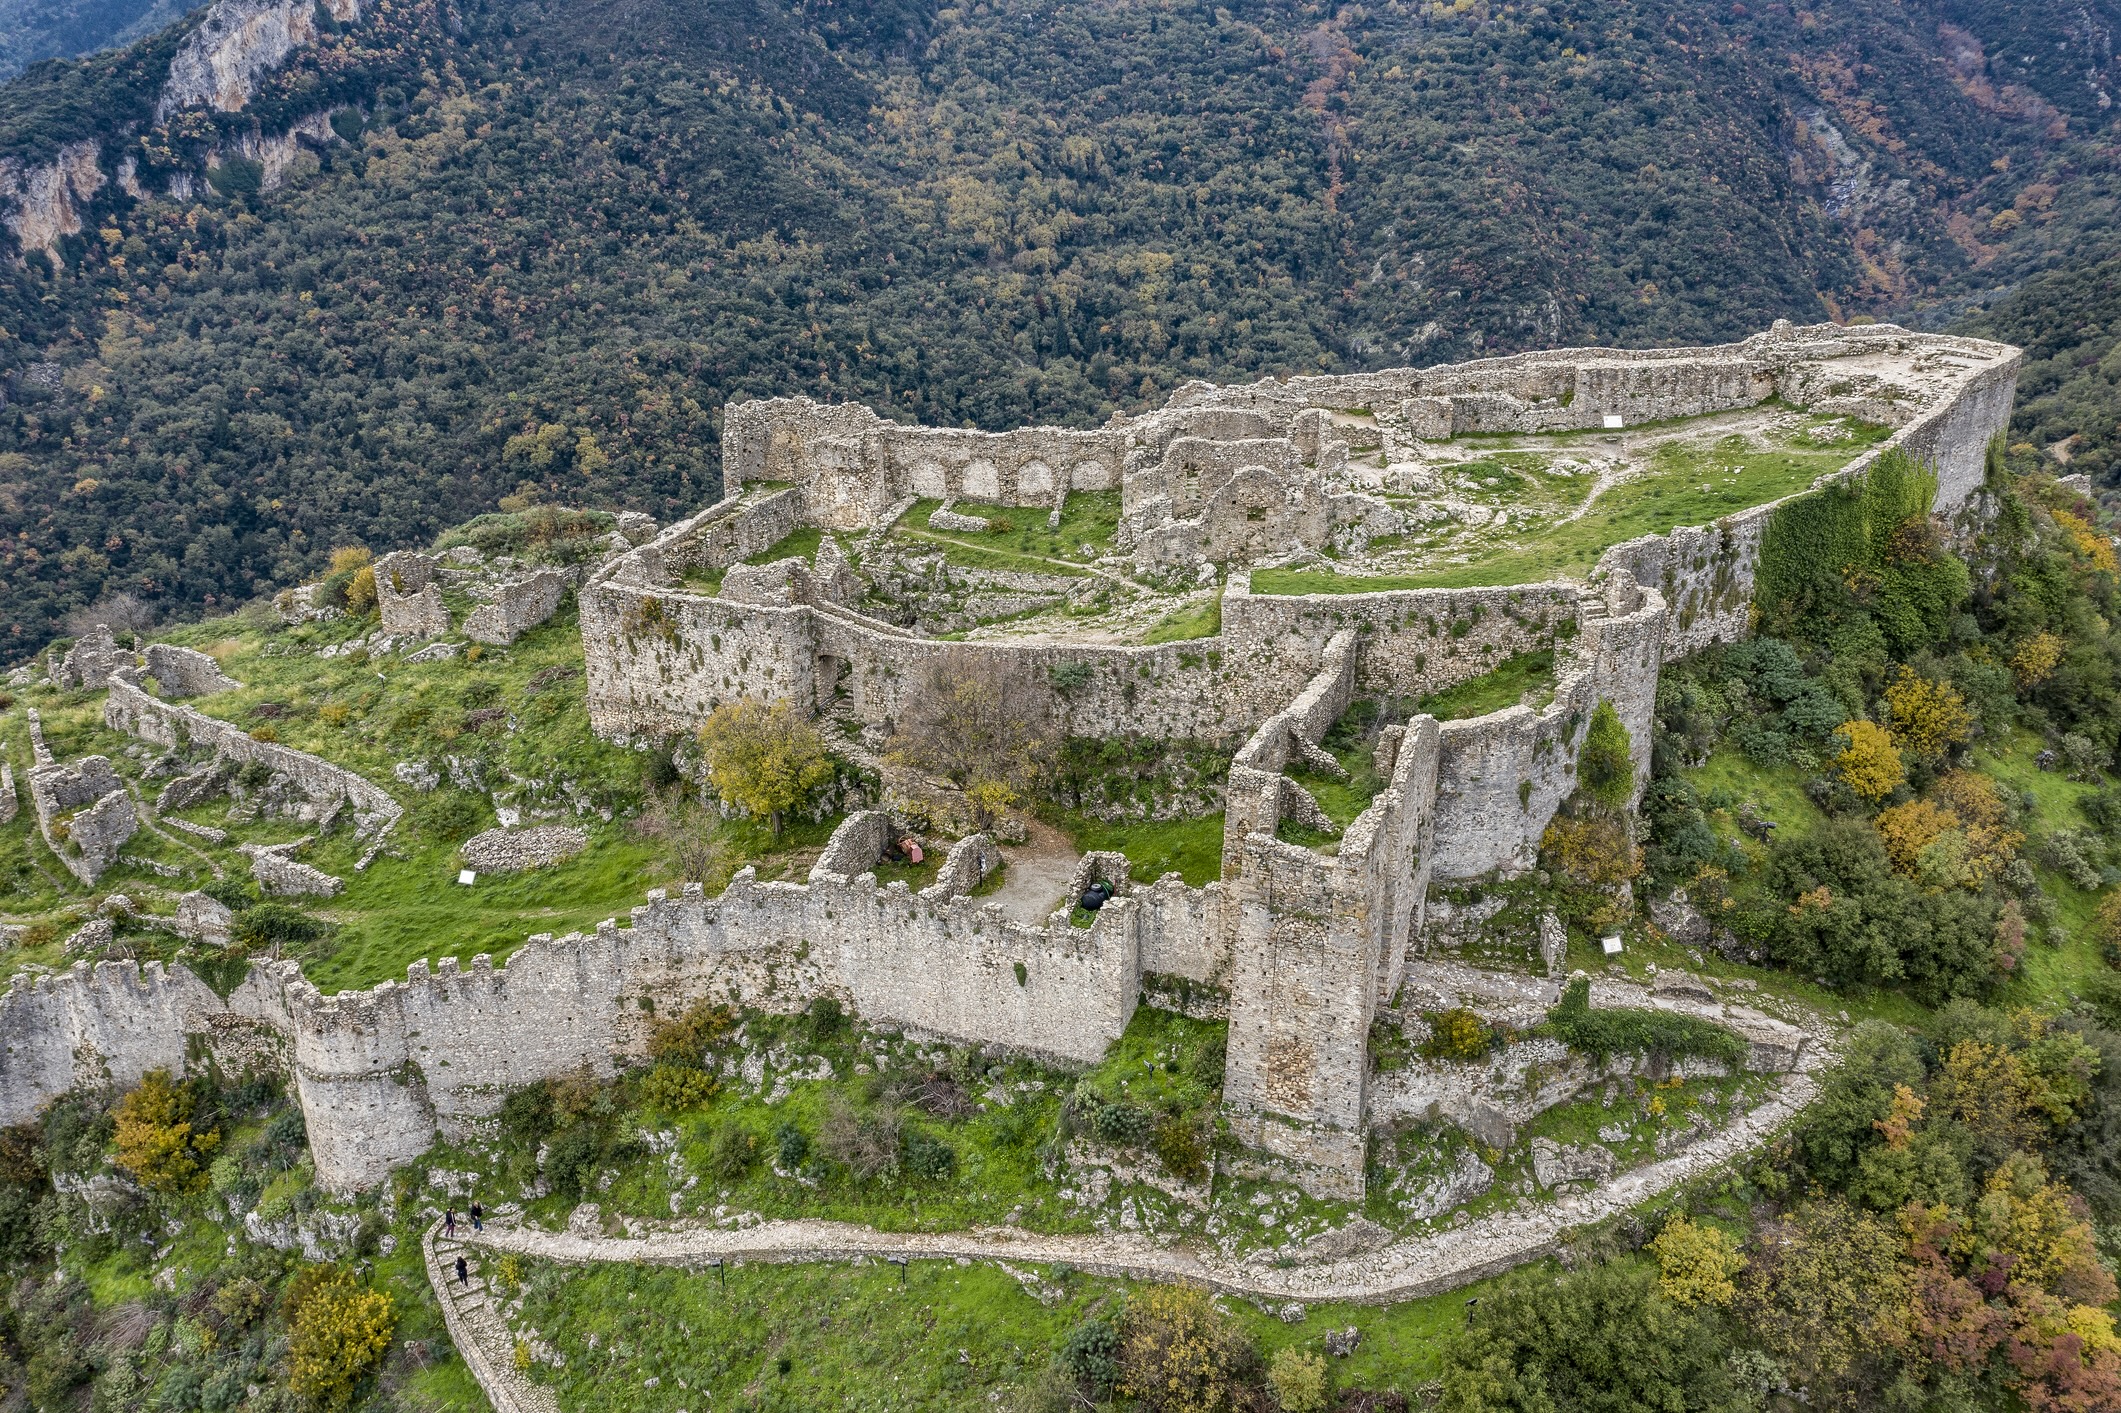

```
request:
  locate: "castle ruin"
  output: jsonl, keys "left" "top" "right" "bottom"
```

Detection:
{"left": 0, "top": 322, "right": 2019, "bottom": 1198}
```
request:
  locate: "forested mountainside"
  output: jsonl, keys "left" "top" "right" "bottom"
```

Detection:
{"left": 0, "top": 0, "right": 208, "bottom": 83}
{"left": 0, "top": 0, "right": 2118, "bottom": 657}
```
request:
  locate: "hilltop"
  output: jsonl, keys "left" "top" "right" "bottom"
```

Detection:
{"left": 3, "top": 0, "right": 2121, "bottom": 654}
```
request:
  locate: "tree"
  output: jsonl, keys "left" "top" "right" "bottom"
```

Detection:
{"left": 697, "top": 698, "right": 833, "bottom": 836}
{"left": 285, "top": 1265, "right": 397, "bottom": 1411}
{"left": 1835, "top": 720, "right": 1905, "bottom": 802}
{"left": 1577, "top": 699, "right": 1635, "bottom": 807}
{"left": 1650, "top": 1215, "right": 1744, "bottom": 1307}
{"left": 1266, "top": 1346, "right": 1329, "bottom": 1413}
{"left": 1737, "top": 1199, "right": 1912, "bottom": 1404}
{"left": 887, "top": 654, "right": 1058, "bottom": 831}
{"left": 2013, "top": 631, "right": 2066, "bottom": 688}
{"left": 1437, "top": 1261, "right": 1746, "bottom": 1413}
{"left": 1117, "top": 1286, "right": 1257, "bottom": 1413}
{"left": 112, "top": 1069, "right": 219, "bottom": 1194}
{"left": 1884, "top": 667, "right": 1973, "bottom": 761}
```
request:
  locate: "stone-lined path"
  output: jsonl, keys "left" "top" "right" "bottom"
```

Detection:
{"left": 426, "top": 1049, "right": 1823, "bottom": 1409}
{"left": 424, "top": 1222, "right": 559, "bottom": 1413}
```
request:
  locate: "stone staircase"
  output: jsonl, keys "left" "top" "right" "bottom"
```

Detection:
{"left": 421, "top": 1221, "right": 561, "bottom": 1413}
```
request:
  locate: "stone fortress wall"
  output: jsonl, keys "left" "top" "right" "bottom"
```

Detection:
{"left": 0, "top": 323, "right": 2019, "bottom": 1198}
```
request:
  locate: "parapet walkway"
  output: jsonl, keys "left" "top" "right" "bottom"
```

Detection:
{"left": 426, "top": 1038, "right": 1825, "bottom": 1408}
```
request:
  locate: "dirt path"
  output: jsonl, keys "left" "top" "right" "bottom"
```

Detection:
{"left": 987, "top": 819, "right": 1081, "bottom": 926}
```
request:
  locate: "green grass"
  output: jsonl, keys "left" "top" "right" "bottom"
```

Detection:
{"left": 889, "top": 495, "right": 1106, "bottom": 576}
{"left": 511, "top": 1253, "right": 1490, "bottom": 1413}
{"left": 1254, "top": 419, "right": 1890, "bottom": 594}
{"left": 744, "top": 525, "right": 825, "bottom": 566}
{"left": 899, "top": 491, "right": 1121, "bottom": 563}
{"left": 1059, "top": 811, "right": 1226, "bottom": 886}
{"left": 0, "top": 600, "right": 861, "bottom": 993}
{"left": 1415, "top": 649, "right": 1557, "bottom": 722}
{"left": 1684, "top": 741, "right": 1829, "bottom": 851}
{"left": 1973, "top": 728, "right": 2111, "bottom": 1009}
{"left": 1139, "top": 592, "right": 1223, "bottom": 644}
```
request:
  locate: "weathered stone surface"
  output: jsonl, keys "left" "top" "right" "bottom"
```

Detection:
{"left": 64, "top": 918, "right": 115, "bottom": 954}
{"left": 1649, "top": 891, "right": 1710, "bottom": 948}
{"left": 174, "top": 892, "right": 235, "bottom": 946}
{"left": 27, "top": 755, "right": 136, "bottom": 884}
{"left": 461, "top": 826, "right": 589, "bottom": 872}
{"left": 466, "top": 569, "right": 568, "bottom": 646}
{"left": 55, "top": 624, "right": 128, "bottom": 690}
{"left": 375, "top": 551, "right": 451, "bottom": 638}
{"left": 244, "top": 841, "right": 344, "bottom": 898}
{"left": 1529, "top": 1138, "right": 1617, "bottom": 1189}
{"left": 0, "top": 763, "right": 14, "bottom": 825}
{"left": 143, "top": 644, "right": 239, "bottom": 697}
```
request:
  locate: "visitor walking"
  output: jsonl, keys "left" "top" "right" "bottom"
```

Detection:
{"left": 470, "top": 1201, "right": 483, "bottom": 1232}
{"left": 444, "top": 1208, "right": 456, "bottom": 1237}
{"left": 454, "top": 1255, "right": 468, "bottom": 1286}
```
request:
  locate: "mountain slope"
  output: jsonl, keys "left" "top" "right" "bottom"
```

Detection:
{"left": 0, "top": 0, "right": 209, "bottom": 84}
{"left": 1, "top": 0, "right": 2119, "bottom": 658}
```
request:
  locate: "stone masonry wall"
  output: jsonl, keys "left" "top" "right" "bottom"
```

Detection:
{"left": 104, "top": 668, "right": 401, "bottom": 836}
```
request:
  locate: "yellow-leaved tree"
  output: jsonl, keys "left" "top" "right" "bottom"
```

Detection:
{"left": 286, "top": 1265, "right": 397, "bottom": 1411}
{"left": 2012, "top": 630, "right": 2066, "bottom": 688}
{"left": 1883, "top": 667, "right": 1973, "bottom": 761}
{"left": 113, "top": 1069, "right": 219, "bottom": 1194}
{"left": 1834, "top": 720, "right": 1905, "bottom": 802}
{"left": 697, "top": 698, "right": 833, "bottom": 837}
{"left": 1649, "top": 1214, "right": 1744, "bottom": 1307}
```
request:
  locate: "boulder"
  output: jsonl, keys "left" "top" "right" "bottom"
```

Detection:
{"left": 1529, "top": 1138, "right": 1617, "bottom": 1190}
{"left": 174, "top": 891, "right": 234, "bottom": 947}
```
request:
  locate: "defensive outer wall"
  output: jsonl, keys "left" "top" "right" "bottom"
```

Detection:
{"left": 0, "top": 324, "right": 2018, "bottom": 1198}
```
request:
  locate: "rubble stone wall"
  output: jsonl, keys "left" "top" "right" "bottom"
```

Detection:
{"left": 143, "top": 644, "right": 241, "bottom": 697}
{"left": 104, "top": 668, "right": 401, "bottom": 835}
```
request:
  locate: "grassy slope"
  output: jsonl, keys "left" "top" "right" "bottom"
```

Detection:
{"left": 1414, "top": 649, "right": 1557, "bottom": 722}
{"left": 1255, "top": 421, "right": 1889, "bottom": 595}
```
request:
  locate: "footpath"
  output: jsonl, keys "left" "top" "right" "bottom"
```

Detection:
{"left": 424, "top": 1046, "right": 1823, "bottom": 1409}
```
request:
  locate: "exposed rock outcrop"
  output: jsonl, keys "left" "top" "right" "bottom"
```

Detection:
{"left": 158, "top": 0, "right": 363, "bottom": 120}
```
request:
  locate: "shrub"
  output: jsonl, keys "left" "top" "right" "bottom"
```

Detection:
{"left": 647, "top": 999, "right": 737, "bottom": 1067}
{"left": 1882, "top": 667, "right": 1972, "bottom": 761}
{"left": 1151, "top": 1114, "right": 1209, "bottom": 1183}
{"left": 774, "top": 1121, "right": 810, "bottom": 1171}
{"left": 1091, "top": 1101, "right": 1152, "bottom": 1147}
{"left": 1118, "top": 1286, "right": 1257, "bottom": 1413}
{"left": 232, "top": 901, "right": 327, "bottom": 952}
{"left": 704, "top": 1122, "right": 759, "bottom": 1179}
{"left": 285, "top": 1265, "right": 396, "bottom": 1411}
{"left": 2013, "top": 631, "right": 2066, "bottom": 687}
{"left": 2098, "top": 894, "right": 2121, "bottom": 967}
{"left": 1267, "top": 1346, "right": 1330, "bottom": 1413}
{"left": 1649, "top": 1214, "right": 1744, "bottom": 1307}
{"left": 113, "top": 1070, "right": 220, "bottom": 1194}
{"left": 1436, "top": 1261, "right": 1739, "bottom": 1413}
{"left": 1540, "top": 812, "right": 1641, "bottom": 888}
{"left": 1059, "top": 1316, "right": 1122, "bottom": 1396}
{"left": 1545, "top": 979, "right": 1746, "bottom": 1068}
{"left": 900, "top": 1127, "right": 956, "bottom": 1180}
{"left": 639, "top": 1065, "right": 718, "bottom": 1111}
{"left": 1421, "top": 1008, "right": 1492, "bottom": 1062}
{"left": 818, "top": 1099, "right": 899, "bottom": 1179}
{"left": 345, "top": 564, "right": 377, "bottom": 615}
{"left": 543, "top": 1123, "right": 603, "bottom": 1196}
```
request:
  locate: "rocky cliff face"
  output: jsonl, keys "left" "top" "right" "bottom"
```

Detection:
{"left": 0, "top": 142, "right": 105, "bottom": 261}
{"left": 156, "top": 0, "right": 360, "bottom": 119}
{"left": 2, "top": 0, "right": 364, "bottom": 258}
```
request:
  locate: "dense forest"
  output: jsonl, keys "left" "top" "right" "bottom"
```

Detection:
{"left": 0, "top": 0, "right": 2118, "bottom": 657}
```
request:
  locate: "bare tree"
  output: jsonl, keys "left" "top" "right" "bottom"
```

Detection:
{"left": 63, "top": 592, "right": 157, "bottom": 637}
{"left": 887, "top": 653, "right": 1059, "bottom": 829}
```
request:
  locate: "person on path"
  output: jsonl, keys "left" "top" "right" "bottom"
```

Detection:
{"left": 470, "top": 1201, "right": 483, "bottom": 1232}
{"left": 444, "top": 1208, "right": 456, "bottom": 1237}
{"left": 455, "top": 1255, "right": 469, "bottom": 1286}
